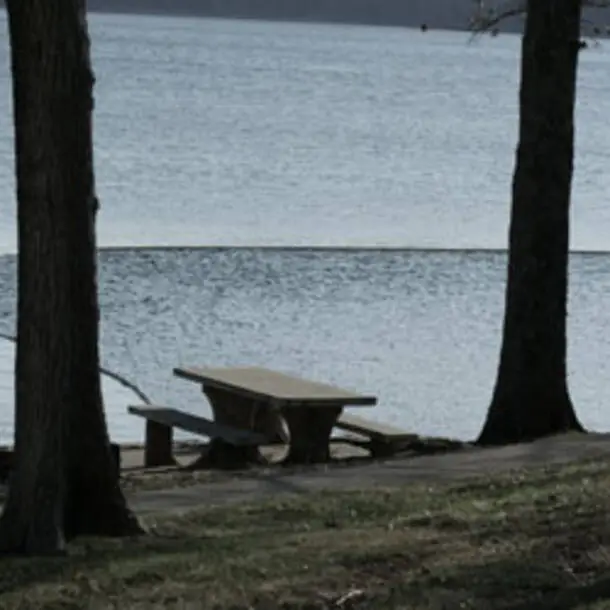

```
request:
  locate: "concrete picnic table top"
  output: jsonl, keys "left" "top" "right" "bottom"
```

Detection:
{"left": 173, "top": 366, "right": 377, "bottom": 407}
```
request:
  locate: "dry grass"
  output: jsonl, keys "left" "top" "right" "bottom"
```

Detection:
{"left": 2, "top": 458, "right": 610, "bottom": 609}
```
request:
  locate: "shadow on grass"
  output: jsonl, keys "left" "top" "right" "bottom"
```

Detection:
{"left": 505, "top": 577, "right": 610, "bottom": 609}
{"left": 394, "top": 509, "right": 610, "bottom": 609}
{"left": 0, "top": 526, "right": 242, "bottom": 597}
{"left": 417, "top": 554, "right": 610, "bottom": 610}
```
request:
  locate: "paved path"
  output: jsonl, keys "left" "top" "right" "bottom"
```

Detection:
{"left": 129, "top": 432, "right": 610, "bottom": 515}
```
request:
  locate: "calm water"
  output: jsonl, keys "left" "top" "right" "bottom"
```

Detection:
{"left": 0, "top": 13, "right": 610, "bottom": 442}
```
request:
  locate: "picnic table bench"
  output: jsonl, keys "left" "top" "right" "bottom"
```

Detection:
{"left": 335, "top": 413, "right": 418, "bottom": 457}
{"left": 173, "top": 366, "right": 377, "bottom": 465}
{"left": 127, "top": 405, "right": 271, "bottom": 468}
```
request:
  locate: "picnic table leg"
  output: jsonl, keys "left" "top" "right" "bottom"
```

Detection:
{"left": 144, "top": 419, "right": 175, "bottom": 467}
{"left": 200, "top": 386, "right": 281, "bottom": 469}
{"left": 283, "top": 406, "right": 342, "bottom": 464}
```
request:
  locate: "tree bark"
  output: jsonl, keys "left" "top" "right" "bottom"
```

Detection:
{"left": 0, "top": 0, "right": 74, "bottom": 555}
{"left": 0, "top": 0, "right": 142, "bottom": 553}
{"left": 477, "top": 0, "right": 585, "bottom": 445}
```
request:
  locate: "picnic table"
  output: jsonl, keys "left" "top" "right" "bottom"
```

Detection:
{"left": 173, "top": 365, "right": 377, "bottom": 465}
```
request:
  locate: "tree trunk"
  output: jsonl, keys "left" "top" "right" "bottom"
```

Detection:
{"left": 477, "top": 0, "right": 585, "bottom": 446}
{"left": 60, "top": 1, "right": 142, "bottom": 541}
{"left": 0, "top": 0, "right": 74, "bottom": 555}
{"left": 0, "top": 0, "right": 142, "bottom": 553}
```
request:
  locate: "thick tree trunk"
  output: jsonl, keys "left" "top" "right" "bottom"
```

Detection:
{"left": 64, "top": 371, "right": 142, "bottom": 538}
{"left": 0, "top": 0, "right": 142, "bottom": 552}
{"left": 62, "top": 193, "right": 141, "bottom": 537}
{"left": 59, "top": 2, "right": 142, "bottom": 540}
{"left": 478, "top": 0, "right": 585, "bottom": 446}
{"left": 0, "top": 0, "right": 74, "bottom": 554}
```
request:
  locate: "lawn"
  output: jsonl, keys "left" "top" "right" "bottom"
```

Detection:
{"left": 2, "top": 458, "right": 610, "bottom": 609}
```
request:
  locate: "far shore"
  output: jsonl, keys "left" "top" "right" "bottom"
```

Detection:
{"left": 87, "top": 10, "right": 474, "bottom": 33}
{"left": 0, "top": 3, "right": 501, "bottom": 33}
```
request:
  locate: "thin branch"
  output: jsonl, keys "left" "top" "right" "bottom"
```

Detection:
{"left": 470, "top": 0, "right": 610, "bottom": 34}
{"left": 471, "top": 8, "right": 524, "bottom": 32}
{"left": 470, "top": 0, "right": 526, "bottom": 33}
{"left": 0, "top": 331, "right": 153, "bottom": 405}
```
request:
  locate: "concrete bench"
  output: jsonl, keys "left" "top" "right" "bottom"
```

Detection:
{"left": 174, "top": 366, "right": 377, "bottom": 465}
{"left": 335, "top": 413, "right": 416, "bottom": 457}
{"left": 127, "top": 405, "right": 269, "bottom": 468}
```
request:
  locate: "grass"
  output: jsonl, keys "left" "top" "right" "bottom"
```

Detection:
{"left": 2, "top": 458, "right": 610, "bottom": 609}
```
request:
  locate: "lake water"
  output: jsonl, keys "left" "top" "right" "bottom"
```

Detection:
{"left": 0, "top": 13, "right": 609, "bottom": 443}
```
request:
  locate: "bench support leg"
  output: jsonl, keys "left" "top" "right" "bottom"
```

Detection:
{"left": 202, "top": 387, "right": 274, "bottom": 468}
{"left": 144, "top": 420, "right": 175, "bottom": 467}
{"left": 369, "top": 439, "right": 396, "bottom": 459}
{"left": 283, "top": 406, "right": 342, "bottom": 465}
{"left": 110, "top": 442, "right": 121, "bottom": 478}
{"left": 202, "top": 439, "right": 265, "bottom": 470}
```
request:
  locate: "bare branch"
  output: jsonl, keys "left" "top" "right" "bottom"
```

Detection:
{"left": 470, "top": 0, "right": 525, "bottom": 33}
{"left": 0, "top": 331, "right": 153, "bottom": 405}
{"left": 470, "top": 0, "right": 610, "bottom": 36}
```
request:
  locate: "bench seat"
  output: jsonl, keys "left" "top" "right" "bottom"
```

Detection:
{"left": 128, "top": 405, "right": 269, "bottom": 467}
{"left": 336, "top": 413, "right": 415, "bottom": 441}
{"left": 335, "top": 413, "right": 416, "bottom": 457}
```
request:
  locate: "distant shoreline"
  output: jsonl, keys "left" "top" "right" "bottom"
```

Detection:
{"left": 87, "top": 9, "right": 462, "bottom": 32}
{"left": 1, "top": 2, "right": 607, "bottom": 34}
{"left": 0, "top": 1, "right": 519, "bottom": 32}
{"left": 83, "top": 5, "right": 475, "bottom": 32}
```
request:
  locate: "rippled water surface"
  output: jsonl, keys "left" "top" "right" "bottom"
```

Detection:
{"left": 1, "top": 14, "right": 610, "bottom": 251}
{"left": 0, "top": 14, "right": 610, "bottom": 442}
{"left": 1, "top": 248, "right": 609, "bottom": 443}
